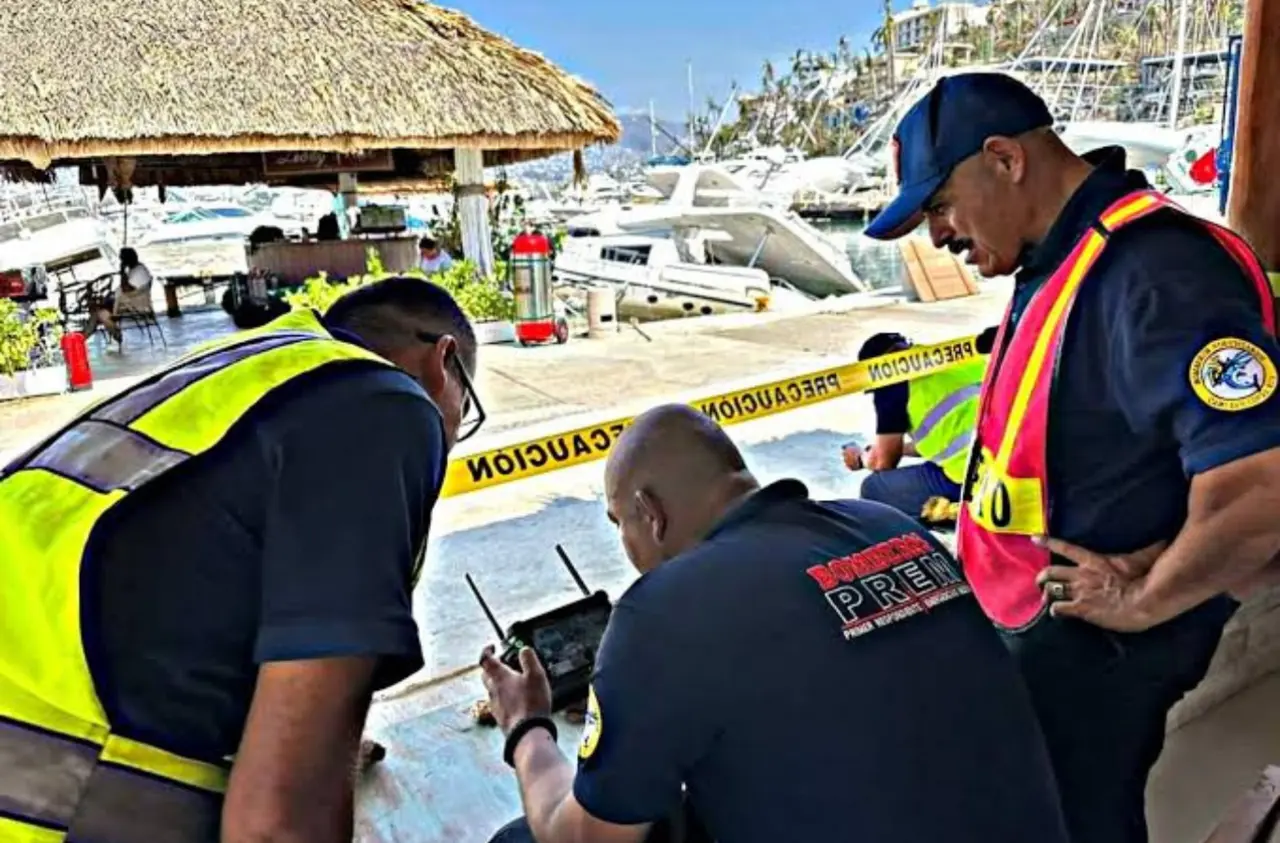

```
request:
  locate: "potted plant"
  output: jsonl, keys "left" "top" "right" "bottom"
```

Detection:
{"left": 0, "top": 301, "right": 68, "bottom": 401}
{"left": 432, "top": 260, "right": 516, "bottom": 345}
{"left": 285, "top": 251, "right": 517, "bottom": 346}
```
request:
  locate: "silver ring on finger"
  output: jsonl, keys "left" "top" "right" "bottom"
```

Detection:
{"left": 1046, "top": 581, "right": 1069, "bottom": 601}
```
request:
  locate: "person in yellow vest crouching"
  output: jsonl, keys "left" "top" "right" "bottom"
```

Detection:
{"left": 0, "top": 276, "right": 483, "bottom": 843}
{"left": 842, "top": 330, "right": 991, "bottom": 523}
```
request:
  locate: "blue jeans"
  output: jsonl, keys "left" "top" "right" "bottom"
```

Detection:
{"left": 1004, "top": 598, "right": 1236, "bottom": 843}
{"left": 859, "top": 462, "right": 961, "bottom": 522}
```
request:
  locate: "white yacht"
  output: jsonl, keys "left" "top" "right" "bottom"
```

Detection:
{"left": 1161, "top": 125, "right": 1226, "bottom": 223}
{"left": 717, "top": 147, "right": 868, "bottom": 205}
{"left": 0, "top": 185, "right": 117, "bottom": 288}
{"left": 553, "top": 232, "right": 776, "bottom": 320}
{"left": 268, "top": 188, "right": 339, "bottom": 231}
{"left": 1055, "top": 120, "right": 1203, "bottom": 170}
{"left": 140, "top": 201, "right": 302, "bottom": 247}
{"left": 554, "top": 164, "right": 866, "bottom": 319}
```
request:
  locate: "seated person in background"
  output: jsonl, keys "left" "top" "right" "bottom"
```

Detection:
{"left": 315, "top": 212, "right": 341, "bottom": 241}
{"left": 419, "top": 236, "right": 455, "bottom": 274}
{"left": 844, "top": 328, "right": 994, "bottom": 520}
{"left": 247, "top": 224, "right": 286, "bottom": 255}
{"left": 84, "top": 247, "right": 154, "bottom": 344}
{"left": 481, "top": 404, "right": 1069, "bottom": 843}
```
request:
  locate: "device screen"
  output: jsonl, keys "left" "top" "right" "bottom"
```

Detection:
{"left": 532, "top": 606, "right": 611, "bottom": 678}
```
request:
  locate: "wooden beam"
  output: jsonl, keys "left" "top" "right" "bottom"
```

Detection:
{"left": 1228, "top": 0, "right": 1280, "bottom": 281}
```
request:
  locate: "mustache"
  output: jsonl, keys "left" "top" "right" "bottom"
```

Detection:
{"left": 944, "top": 239, "right": 973, "bottom": 255}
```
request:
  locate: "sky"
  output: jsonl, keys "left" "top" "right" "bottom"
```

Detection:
{"left": 446, "top": 0, "right": 905, "bottom": 119}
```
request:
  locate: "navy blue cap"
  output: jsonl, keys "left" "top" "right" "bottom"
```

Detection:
{"left": 865, "top": 73, "right": 1054, "bottom": 241}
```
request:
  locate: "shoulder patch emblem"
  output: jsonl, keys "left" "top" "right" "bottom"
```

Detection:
{"left": 578, "top": 685, "right": 602, "bottom": 761}
{"left": 1189, "top": 338, "right": 1278, "bottom": 412}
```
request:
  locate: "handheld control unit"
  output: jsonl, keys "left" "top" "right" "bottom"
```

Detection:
{"left": 466, "top": 545, "right": 612, "bottom": 711}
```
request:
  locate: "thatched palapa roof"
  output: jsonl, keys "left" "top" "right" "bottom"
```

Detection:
{"left": 0, "top": 0, "right": 620, "bottom": 188}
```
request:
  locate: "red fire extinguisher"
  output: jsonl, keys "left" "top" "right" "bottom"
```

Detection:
{"left": 61, "top": 331, "right": 93, "bottom": 392}
{"left": 511, "top": 229, "right": 567, "bottom": 345}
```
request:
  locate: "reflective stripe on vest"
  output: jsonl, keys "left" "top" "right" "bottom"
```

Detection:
{"left": 955, "top": 190, "right": 1278, "bottom": 632}
{"left": 0, "top": 309, "right": 395, "bottom": 842}
{"left": 906, "top": 359, "right": 985, "bottom": 484}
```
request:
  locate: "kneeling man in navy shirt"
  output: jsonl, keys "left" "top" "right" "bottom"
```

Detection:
{"left": 481, "top": 404, "right": 1069, "bottom": 843}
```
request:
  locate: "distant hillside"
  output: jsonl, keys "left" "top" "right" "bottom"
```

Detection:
{"left": 504, "top": 110, "right": 686, "bottom": 183}
{"left": 612, "top": 110, "right": 687, "bottom": 157}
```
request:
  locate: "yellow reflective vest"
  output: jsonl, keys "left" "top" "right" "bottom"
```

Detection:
{"left": 905, "top": 358, "right": 986, "bottom": 484}
{"left": 0, "top": 309, "right": 396, "bottom": 843}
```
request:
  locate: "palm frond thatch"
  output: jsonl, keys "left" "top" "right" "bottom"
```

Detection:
{"left": 0, "top": 0, "right": 620, "bottom": 178}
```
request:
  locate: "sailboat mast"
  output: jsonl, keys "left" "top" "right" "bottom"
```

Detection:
{"left": 649, "top": 99, "right": 658, "bottom": 157}
{"left": 1168, "top": 0, "right": 1190, "bottom": 128}
{"left": 686, "top": 61, "right": 696, "bottom": 151}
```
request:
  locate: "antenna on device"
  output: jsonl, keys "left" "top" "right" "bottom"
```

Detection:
{"left": 465, "top": 573, "right": 506, "bottom": 639}
{"left": 555, "top": 545, "right": 591, "bottom": 597}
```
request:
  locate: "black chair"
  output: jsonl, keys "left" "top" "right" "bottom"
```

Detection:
{"left": 115, "top": 298, "right": 167, "bottom": 349}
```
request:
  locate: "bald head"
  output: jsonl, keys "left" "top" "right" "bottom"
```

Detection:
{"left": 604, "top": 404, "right": 758, "bottom": 573}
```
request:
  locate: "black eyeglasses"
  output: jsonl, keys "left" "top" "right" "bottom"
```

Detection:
{"left": 417, "top": 330, "right": 485, "bottom": 443}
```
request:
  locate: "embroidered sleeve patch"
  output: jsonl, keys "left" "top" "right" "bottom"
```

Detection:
{"left": 578, "top": 685, "right": 602, "bottom": 761}
{"left": 1189, "top": 338, "right": 1278, "bottom": 412}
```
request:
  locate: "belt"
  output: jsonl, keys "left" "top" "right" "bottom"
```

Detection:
{"left": 0, "top": 716, "right": 224, "bottom": 843}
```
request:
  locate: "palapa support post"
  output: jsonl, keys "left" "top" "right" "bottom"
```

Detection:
{"left": 454, "top": 147, "right": 495, "bottom": 279}
{"left": 339, "top": 172, "right": 359, "bottom": 239}
{"left": 1227, "top": 0, "right": 1280, "bottom": 321}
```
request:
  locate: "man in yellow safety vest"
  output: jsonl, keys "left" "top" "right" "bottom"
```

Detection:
{"left": 843, "top": 331, "right": 989, "bottom": 522}
{"left": 0, "top": 275, "right": 482, "bottom": 842}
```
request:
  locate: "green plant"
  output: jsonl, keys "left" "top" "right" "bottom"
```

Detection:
{"left": 283, "top": 272, "right": 355, "bottom": 313}
{"left": 284, "top": 260, "right": 515, "bottom": 323}
{"left": 0, "top": 302, "right": 62, "bottom": 377}
{"left": 430, "top": 261, "right": 516, "bottom": 322}
{"left": 365, "top": 247, "right": 387, "bottom": 277}
{"left": 454, "top": 278, "right": 516, "bottom": 323}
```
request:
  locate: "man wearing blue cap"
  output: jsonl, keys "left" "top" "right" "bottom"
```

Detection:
{"left": 866, "top": 72, "right": 1280, "bottom": 843}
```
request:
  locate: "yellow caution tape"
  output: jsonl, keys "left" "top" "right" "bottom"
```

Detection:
{"left": 441, "top": 333, "right": 985, "bottom": 498}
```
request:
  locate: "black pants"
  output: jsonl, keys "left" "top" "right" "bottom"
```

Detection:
{"left": 1004, "top": 598, "right": 1236, "bottom": 843}
{"left": 859, "top": 462, "right": 962, "bottom": 525}
{"left": 489, "top": 818, "right": 534, "bottom": 843}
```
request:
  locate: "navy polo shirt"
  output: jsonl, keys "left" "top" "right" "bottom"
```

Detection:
{"left": 88, "top": 328, "right": 446, "bottom": 762}
{"left": 994, "top": 148, "right": 1280, "bottom": 553}
{"left": 573, "top": 480, "right": 1068, "bottom": 843}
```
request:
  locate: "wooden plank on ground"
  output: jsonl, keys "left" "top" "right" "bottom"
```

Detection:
{"left": 898, "top": 237, "right": 978, "bottom": 302}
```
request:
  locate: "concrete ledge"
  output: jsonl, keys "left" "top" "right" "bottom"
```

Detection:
{"left": 0, "top": 366, "right": 68, "bottom": 402}
{"left": 1169, "top": 585, "right": 1280, "bottom": 731}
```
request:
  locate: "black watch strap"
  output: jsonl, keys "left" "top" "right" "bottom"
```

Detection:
{"left": 503, "top": 715, "right": 558, "bottom": 767}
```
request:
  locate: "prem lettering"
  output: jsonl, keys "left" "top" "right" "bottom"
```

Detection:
{"left": 818, "top": 548, "right": 971, "bottom": 632}
{"left": 806, "top": 534, "right": 934, "bottom": 590}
